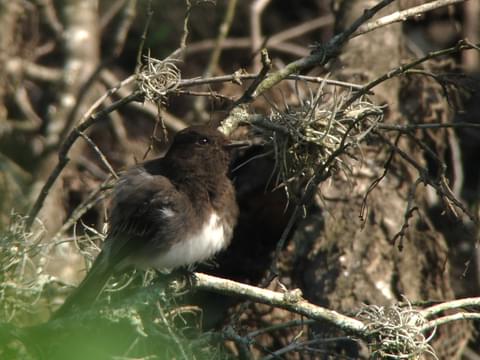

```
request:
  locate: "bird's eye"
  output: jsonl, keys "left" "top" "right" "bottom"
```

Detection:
{"left": 197, "top": 137, "right": 209, "bottom": 145}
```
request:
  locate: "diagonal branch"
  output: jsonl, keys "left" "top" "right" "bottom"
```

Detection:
{"left": 354, "top": 0, "right": 465, "bottom": 38}
{"left": 250, "top": 0, "right": 395, "bottom": 99}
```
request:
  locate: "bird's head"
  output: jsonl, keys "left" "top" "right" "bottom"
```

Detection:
{"left": 165, "top": 125, "right": 247, "bottom": 176}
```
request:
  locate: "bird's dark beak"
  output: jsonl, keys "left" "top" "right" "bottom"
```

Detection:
{"left": 223, "top": 140, "right": 252, "bottom": 150}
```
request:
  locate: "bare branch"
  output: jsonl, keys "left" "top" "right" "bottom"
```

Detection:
{"left": 135, "top": 0, "right": 153, "bottom": 74}
{"left": 54, "top": 178, "right": 113, "bottom": 237}
{"left": 192, "top": 272, "right": 365, "bottom": 335}
{"left": 175, "top": 89, "right": 234, "bottom": 102}
{"left": 230, "top": 49, "right": 272, "bottom": 107}
{"left": 109, "top": 0, "right": 137, "bottom": 57}
{"left": 13, "top": 86, "right": 43, "bottom": 133}
{"left": 100, "top": 0, "right": 127, "bottom": 29}
{"left": 6, "top": 58, "right": 62, "bottom": 83}
{"left": 391, "top": 179, "right": 421, "bottom": 250}
{"left": 354, "top": 0, "right": 465, "bottom": 38}
{"left": 250, "top": 0, "right": 272, "bottom": 72}
{"left": 420, "top": 297, "right": 480, "bottom": 319}
{"left": 33, "top": 0, "right": 64, "bottom": 40}
{"left": 249, "top": 0, "right": 395, "bottom": 100}
{"left": 422, "top": 313, "right": 480, "bottom": 332}
{"left": 204, "top": 0, "right": 237, "bottom": 78}
{"left": 374, "top": 131, "right": 474, "bottom": 221}
{"left": 180, "top": 0, "right": 193, "bottom": 54}
{"left": 180, "top": 73, "right": 366, "bottom": 90}
{"left": 193, "top": 0, "right": 238, "bottom": 119}
{"left": 78, "top": 131, "right": 119, "bottom": 179}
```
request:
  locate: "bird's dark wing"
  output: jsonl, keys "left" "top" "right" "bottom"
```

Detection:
{"left": 52, "top": 164, "right": 183, "bottom": 319}
{"left": 102, "top": 165, "right": 183, "bottom": 269}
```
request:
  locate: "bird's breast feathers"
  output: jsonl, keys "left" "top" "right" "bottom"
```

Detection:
{"left": 138, "top": 211, "right": 232, "bottom": 271}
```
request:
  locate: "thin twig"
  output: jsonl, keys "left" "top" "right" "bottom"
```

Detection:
{"left": 343, "top": 40, "right": 480, "bottom": 109}
{"left": 100, "top": 0, "right": 127, "bottom": 29}
{"left": 223, "top": 327, "right": 255, "bottom": 360}
{"left": 175, "top": 89, "right": 234, "bottom": 102}
{"left": 422, "top": 313, "right": 480, "bottom": 332}
{"left": 102, "top": 89, "right": 131, "bottom": 150}
{"left": 79, "top": 75, "right": 136, "bottom": 125}
{"left": 374, "top": 131, "right": 474, "bottom": 221}
{"left": 391, "top": 178, "right": 421, "bottom": 250}
{"left": 135, "top": 0, "right": 153, "bottom": 74}
{"left": 420, "top": 297, "right": 480, "bottom": 319}
{"left": 54, "top": 178, "right": 113, "bottom": 237}
{"left": 230, "top": 49, "right": 272, "bottom": 108}
{"left": 78, "top": 131, "right": 119, "bottom": 179}
{"left": 180, "top": 73, "right": 366, "bottom": 90}
{"left": 204, "top": 0, "right": 237, "bottom": 78}
{"left": 157, "top": 304, "right": 190, "bottom": 360}
{"left": 180, "top": 0, "right": 193, "bottom": 55}
{"left": 193, "top": 0, "right": 238, "bottom": 118}
{"left": 359, "top": 133, "right": 401, "bottom": 223}
{"left": 109, "top": 0, "right": 137, "bottom": 57}
{"left": 268, "top": 204, "right": 301, "bottom": 281}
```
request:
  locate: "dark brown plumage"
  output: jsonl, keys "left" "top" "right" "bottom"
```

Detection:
{"left": 53, "top": 126, "right": 239, "bottom": 318}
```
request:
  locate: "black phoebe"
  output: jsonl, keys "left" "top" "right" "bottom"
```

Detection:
{"left": 54, "top": 125, "right": 240, "bottom": 318}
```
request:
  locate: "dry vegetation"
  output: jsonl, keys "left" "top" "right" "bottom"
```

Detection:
{"left": 1, "top": 0, "right": 480, "bottom": 359}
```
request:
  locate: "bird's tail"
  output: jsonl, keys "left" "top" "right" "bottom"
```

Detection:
{"left": 52, "top": 252, "right": 113, "bottom": 319}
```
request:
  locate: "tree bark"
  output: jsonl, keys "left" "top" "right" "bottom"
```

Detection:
{"left": 290, "top": 1, "right": 471, "bottom": 358}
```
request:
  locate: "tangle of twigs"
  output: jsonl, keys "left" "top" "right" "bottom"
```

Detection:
{"left": 137, "top": 56, "right": 181, "bottom": 103}
{"left": 255, "top": 80, "right": 384, "bottom": 199}
{"left": 357, "top": 300, "right": 438, "bottom": 360}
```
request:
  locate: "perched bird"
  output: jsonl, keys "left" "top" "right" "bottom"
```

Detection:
{"left": 53, "top": 125, "right": 241, "bottom": 318}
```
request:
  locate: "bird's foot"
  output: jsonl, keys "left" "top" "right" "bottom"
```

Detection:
{"left": 164, "top": 267, "right": 195, "bottom": 295}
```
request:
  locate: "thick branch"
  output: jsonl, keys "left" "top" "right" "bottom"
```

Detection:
{"left": 354, "top": 0, "right": 465, "bottom": 38}
{"left": 192, "top": 272, "right": 365, "bottom": 335}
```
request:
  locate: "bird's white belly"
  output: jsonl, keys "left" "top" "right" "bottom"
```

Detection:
{"left": 149, "top": 212, "right": 229, "bottom": 270}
